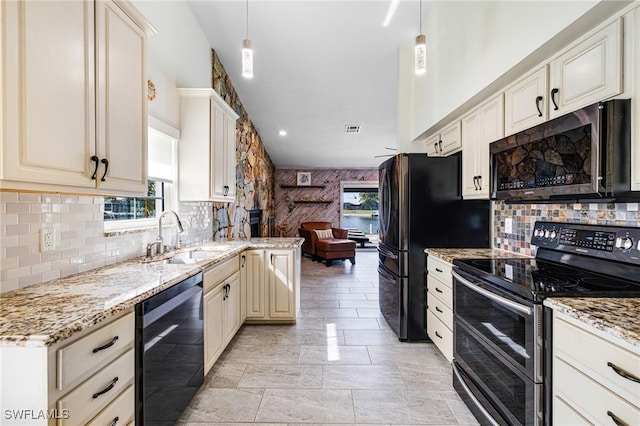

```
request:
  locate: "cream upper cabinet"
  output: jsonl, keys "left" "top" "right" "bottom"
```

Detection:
{"left": 631, "top": 7, "right": 640, "bottom": 191}
{"left": 178, "top": 88, "right": 239, "bottom": 202}
{"left": 425, "top": 121, "right": 461, "bottom": 157}
{"left": 552, "top": 310, "right": 640, "bottom": 426}
{"left": 462, "top": 94, "right": 504, "bottom": 199}
{"left": 549, "top": 19, "right": 622, "bottom": 119}
{"left": 504, "top": 66, "right": 548, "bottom": 136}
{"left": 0, "top": 0, "right": 151, "bottom": 195}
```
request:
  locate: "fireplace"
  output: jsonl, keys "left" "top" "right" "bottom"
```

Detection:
{"left": 249, "top": 209, "right": 262, "bottom": 237}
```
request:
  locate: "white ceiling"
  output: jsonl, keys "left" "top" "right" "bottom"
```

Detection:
{"left": 187, "top": 0, "right": 420, "bottom": 169}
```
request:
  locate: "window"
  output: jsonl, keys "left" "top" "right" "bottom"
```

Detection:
{"left": 104, "top": 119, "right": 178, "bottom": 230}
{"left": 340, "top": 181, "right": 379, "bottom": 236}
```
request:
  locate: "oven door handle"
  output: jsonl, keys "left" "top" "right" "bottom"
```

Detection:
{"left": 452, "top": 271, "right": 533, "bottom": 316}
{"left": 452, "top": 364, "right": 500, "bottom": 426}
{"left": 378, "top": 266, "right": 396, "bottom": 282}
{"left": 377, "top": 245, "right": 398, "bottom": 260}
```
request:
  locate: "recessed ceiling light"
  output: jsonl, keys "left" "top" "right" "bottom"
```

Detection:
{"left": 278, "top": 130, "right": 287, "bottom": 136}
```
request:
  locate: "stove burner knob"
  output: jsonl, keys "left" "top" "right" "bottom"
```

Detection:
{"left": 550, "top": 230, "right": 557, "bottom": 239}
{"left": 544, "top": 230, "right": 550, "bottom": 239}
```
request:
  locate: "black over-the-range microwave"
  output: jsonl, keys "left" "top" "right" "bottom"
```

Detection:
{"left": 489, "top": 99, "right": 635, "bottom": 202}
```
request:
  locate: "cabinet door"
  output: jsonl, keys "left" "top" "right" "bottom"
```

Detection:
{"left": 95, "top": 0, "right": 147, "bottom": 194}
{"left": 225, "top": 114, "right": 238, "bottom": 199}
{"left": 549, "top": 19, "right": 622, "bottom": 119}
{"left": 424, "top": 133, "right": 441, "bottom": 157}
{"left": 240, "top": 254, "right": 247, "bottom": 322}
{"left": 267, "top": 250, "right": 295, "bottom": 320}
{"left": 242, "top": 250, "right": 265, "bottom": 319}
{"left": 1, "top": 1, "right": 96, "bottom": 187}
{"left": 461, "top": 110, "right": 481, "bottom": 198}
{"left": 223, "top": 272, "right": 241, "bottom": 343}
{"left": 210, "top": 100, "right": 227, "bottom": 200}
{"left": 477, "top": 94, "right": 504, "bottom": 197}
{"left": 439, "top": 121, "right": 462, "bottom": 155}
{"left": 204, "top": 285, "right": 224, "bottom": 374}
{"left": 504, "top": 66, "right": 548, "bottom": 136}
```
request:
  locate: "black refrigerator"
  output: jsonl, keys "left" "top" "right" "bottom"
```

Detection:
{"left": 378, "top": 153, "right": 490, "bottom": 341}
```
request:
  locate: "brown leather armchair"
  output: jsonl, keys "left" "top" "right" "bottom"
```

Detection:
{"left": 298, "top": 221, "right": 356, "bottom": 266}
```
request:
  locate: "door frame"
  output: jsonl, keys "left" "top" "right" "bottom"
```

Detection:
{"left": 339, "top": 180, "right": 379, "bottom": 232}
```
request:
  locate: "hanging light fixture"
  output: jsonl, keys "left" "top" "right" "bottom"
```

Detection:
{"left": 242, "top": 0, "right": 253, "bottom": 79}
{"left": 414, "top": 0, "right": 426, "bottom": 75}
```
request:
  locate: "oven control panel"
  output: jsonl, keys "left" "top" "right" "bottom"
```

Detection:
{"left": 531, "top": 221, "right": 640, "bottom": 264}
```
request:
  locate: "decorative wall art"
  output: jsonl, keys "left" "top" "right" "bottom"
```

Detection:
{"left": 296, "top": 172, "right": 311, "bottom": 186}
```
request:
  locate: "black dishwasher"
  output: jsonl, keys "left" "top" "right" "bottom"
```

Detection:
{"left": 135, "top": 272, "right": 204, "bottom": 425}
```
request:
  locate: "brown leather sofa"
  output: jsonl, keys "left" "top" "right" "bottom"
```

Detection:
{"left": 298, "top": 221, "right": 356, "bottom": 266}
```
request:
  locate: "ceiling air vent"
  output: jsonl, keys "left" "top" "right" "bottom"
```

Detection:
{"left": 345, "top": 125, "right": 362, "bottom": 134}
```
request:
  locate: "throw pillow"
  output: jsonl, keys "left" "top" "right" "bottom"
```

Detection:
{"left": 314, "top": 229, "right": 334, "bottom": 240}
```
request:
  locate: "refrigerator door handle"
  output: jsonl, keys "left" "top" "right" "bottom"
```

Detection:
{"left": 378, "top": 266, "right": 396, "bottom": 282}
{"left": 378, "top": 245, "right": 398, "bottom": 260}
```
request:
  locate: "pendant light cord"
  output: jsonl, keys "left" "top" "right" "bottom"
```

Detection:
{"left": 419, "top": 0, "right": 422, "bottom": 34}
{"left": 246, "top": 0, "right": 249, "bottom": 39}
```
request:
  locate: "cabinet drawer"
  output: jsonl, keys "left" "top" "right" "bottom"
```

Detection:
{"left": 553, "top": 395, "right": 592, "bottom": 425}
{"left": 427, "top": 310, "right": 453, "bottom": 362}
{"left": 554, "top": 317, "right": 640, "bottom": 403}
{"left": 57, "top": 349, "right": 134, "bottom": 426}
{"left": 427, "top": 257, "right": 452, "bottom": 286}
{"left": 204, "top": 255, "right": 239, "bottom": 292}
{"left": 554, "top": 357, "right": 640, "bottom": 426}
{"left": 427, "top": 276, "right": 453, "bottom": 309}
{"left": 427, "top": 291, "right": 452, "bottom": 329}
{"left": 86, "top": 384, "right": 134, "bottom": 426}
{"left": 57, "top": 312, "right": 134, "bottom": 391}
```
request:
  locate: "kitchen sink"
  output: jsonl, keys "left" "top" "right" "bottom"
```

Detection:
{"left": 166, "top": 249, "right": 222, "bottom": 264}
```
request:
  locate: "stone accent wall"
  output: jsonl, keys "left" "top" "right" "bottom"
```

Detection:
{"left": 274, "top": 168, "right": 378, "bottom": 237}
{"left": 494, "top": 201, "right": 640, "bottom": 256}
{"left": 211, "top": 50, "right": 275, "bottom": 239}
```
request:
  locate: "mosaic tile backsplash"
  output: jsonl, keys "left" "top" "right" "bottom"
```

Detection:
{"left": 0, "top": 192, "right": 214, "bottom": 294}
{"left": 494, "top": 201, "right": 640, "bottom": 256}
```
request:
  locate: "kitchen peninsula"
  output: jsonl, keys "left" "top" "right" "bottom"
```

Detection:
{"left": 0, "top": 238, "right": 302, "bottom": 426}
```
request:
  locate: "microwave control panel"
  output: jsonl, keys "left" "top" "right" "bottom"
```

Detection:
{"left": 531, "top": 221, "right": 640, "bottom": 264}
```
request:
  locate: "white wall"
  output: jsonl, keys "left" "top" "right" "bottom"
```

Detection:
{"left": 133, "top": 0, "right": 212, "bottom": 129}
{"left": 408, "top": 0, "right": 601, "bottom": 145}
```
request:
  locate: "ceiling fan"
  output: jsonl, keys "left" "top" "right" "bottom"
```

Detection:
{"left": 374, "top": 147, "right": 397, "bottom": 158}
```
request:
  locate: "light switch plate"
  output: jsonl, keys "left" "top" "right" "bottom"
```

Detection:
{"left": 40, "top": 228, "right": 55, "bottom": 252}
{"left": 505, "top": 218, "right": 513, "bottom": 234}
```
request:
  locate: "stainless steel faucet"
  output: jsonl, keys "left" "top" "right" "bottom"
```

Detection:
{"left": 156, "top": 210, "right": 185, "bottom": 254}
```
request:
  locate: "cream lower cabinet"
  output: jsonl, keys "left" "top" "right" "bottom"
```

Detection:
{"left": 241, "top": 248, "right": 300, "bottom": 323}
{"left": 461, "top": 94, "right": 504, "bottom": 199}
{"left": 426, "top": 255, "right": 454, "bottom": 362}
{"left": 1, "top": 0, "right": 152, "bottom": 195}
{"left": 203, "top": 256, "right": 241, "bottom": 374}
{"left": 0, "top": 309, "right": 135, "bottom": 426}
{"left": 552, "top": 310, "right": 640, "bottom": 425}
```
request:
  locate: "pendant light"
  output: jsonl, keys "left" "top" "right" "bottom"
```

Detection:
{"left": 414, "top": 0, "right": 426, "bottom": 75}
{"left": 242, "top": 0, "right": 253, "bottom": 79}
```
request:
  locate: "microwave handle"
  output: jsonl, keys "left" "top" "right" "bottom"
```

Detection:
{"left": 452, "top": 271, "right": 533, "bottom": 315}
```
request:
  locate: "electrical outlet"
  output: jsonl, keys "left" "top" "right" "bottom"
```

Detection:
{"left": 505, "top": 218, "right": 513, "bottom": 234}
{"left": 40, "top": 228, "right": 55, "bottom": 252}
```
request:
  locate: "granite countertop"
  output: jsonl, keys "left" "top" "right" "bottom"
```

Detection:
{"left": 544, "top": 298, "right": 640, "bottom": 349}
{"left": 424, "top": 248, "right": 531, "bottom": 263}
{"left": 0, "top": 238, "right": 303, "bottom": 348}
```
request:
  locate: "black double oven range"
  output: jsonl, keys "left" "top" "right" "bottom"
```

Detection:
{"left": 450, "top": 221, "right": 640, "bottom": 426}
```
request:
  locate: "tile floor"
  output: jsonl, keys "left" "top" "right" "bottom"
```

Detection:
{"left": 178, "top": 250, "right": 479, "bottom": 425}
